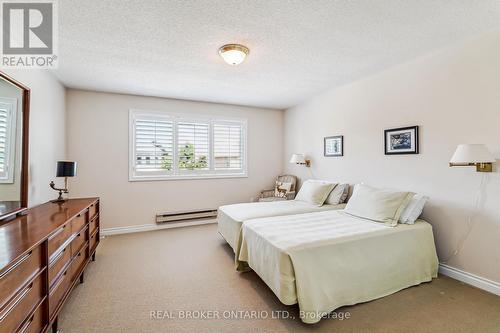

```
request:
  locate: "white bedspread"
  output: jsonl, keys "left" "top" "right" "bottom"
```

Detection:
{"left": 217, "top": 200, "right": 345, "bottom": 257}
{"left": 238, "top": 210, "right": 439, "bottom": 324}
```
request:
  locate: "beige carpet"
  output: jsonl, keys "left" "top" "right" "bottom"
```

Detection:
{"left": 59, "top": 223, "right": 500, "bottom": 333}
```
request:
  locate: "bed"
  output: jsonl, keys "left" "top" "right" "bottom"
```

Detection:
{"left": 237, "top": 210, "right": 439, "bottom": 324}
{"left": 217, "top": 200, "right": 346, "bottom": 257}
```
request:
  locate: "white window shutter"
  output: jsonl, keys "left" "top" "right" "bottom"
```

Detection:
{"left": 134, "top": 118, "right": 174, "bottom": 172}
{"left": 130, "top": 110, "right": 247, "bottom": 180}
{"left": 213, "top": 123, "right": 244, "bottom": 171}
{"left": 0, "top": 107, "right": 7, "bottom": 176}
{"left": 177, "top": 122, "right": 210, "bottom": 171}
{"left": 0, "top": 98, "right": 17, "bottom": 183}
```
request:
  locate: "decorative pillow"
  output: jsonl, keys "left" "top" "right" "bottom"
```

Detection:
{"left": 274, "top": 181, "right": 293, "bottom": 198}
{"left": 399, "top": 194, "right": 428, "bottom": 224}
{"left": 325, "top": 183, "right": 350, "bottom": 205}
{"left": 344, "top": 184, "right": 414, "bottom": 226}
{"left": 295, "top": 180, "right": 336, "bottom": 206}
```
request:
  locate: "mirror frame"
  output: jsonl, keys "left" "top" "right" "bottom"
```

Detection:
{"left": 0, "top": 71, "right": 30, "bottom": 221}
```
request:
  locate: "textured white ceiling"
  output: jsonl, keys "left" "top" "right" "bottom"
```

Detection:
{"left": 53, "top": 1, "right": 500, "bottom": 109}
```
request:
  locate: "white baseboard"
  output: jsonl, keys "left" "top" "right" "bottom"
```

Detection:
{"left": 439, "top": 263, "right": 500, "bottom": 296}
{"left": 101, "top": 218, "right": 217, "bottom": 237}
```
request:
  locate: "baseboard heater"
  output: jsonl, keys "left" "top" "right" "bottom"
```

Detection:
{"left": 156, "top": 208, "right": 218, "bottom": 224}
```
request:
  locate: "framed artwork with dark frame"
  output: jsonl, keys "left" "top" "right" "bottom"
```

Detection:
{"left": 384, "top": 126, "right": 419, "bottom": 155}
{"left": 324, "top": 135, "right": 343, "bottom": 157}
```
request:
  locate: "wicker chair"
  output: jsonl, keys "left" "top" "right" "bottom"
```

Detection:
{"left": 258, "top": 175, "right": 298, "bottom": 202}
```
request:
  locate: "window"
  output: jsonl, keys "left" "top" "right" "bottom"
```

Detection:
{"left": 130, "top": 110, "right": 247, "bottom": 180}
{"left": 0, "top": 98, "right": 17, "bottom": 184}
{"left": 214, "top": 123, "right": 243, "bottom": 171}
{"left": 177, "top": 122, "right": 210, "bottom": 172}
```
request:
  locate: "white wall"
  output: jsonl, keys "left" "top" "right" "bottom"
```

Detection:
{"left": 66, "top": 90, "right": 283, "bottom": 229}
{"left": 284, "top": 31, "right": 500, "bottom": 283}
{"left": 2, "top": 69, "right": 66, "bottom": 206}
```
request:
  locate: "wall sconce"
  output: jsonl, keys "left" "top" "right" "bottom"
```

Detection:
{"left": 449, "top": 144, "right": 495, "bottom": 172}
{"left": 290, "top": 154, "right": 311, "bottom": 167}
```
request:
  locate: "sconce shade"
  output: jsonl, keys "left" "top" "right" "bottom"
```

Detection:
{"left": 56, "top": 161, "right": 77, "bottom": 177}
{"left": 450, "top": 144, "right": 495, "bottom": 164}
{"left": 289, "top": 154, "right": 306, "bottom": 164}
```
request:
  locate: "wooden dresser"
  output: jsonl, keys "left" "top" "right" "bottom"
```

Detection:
{"left": 0, "top": 198, "right": 100, "bottom": 333}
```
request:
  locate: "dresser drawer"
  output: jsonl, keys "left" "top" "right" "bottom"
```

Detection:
{"left": 71, "top": 226, "right": 88, "bottom": 257}
{"left": 15, "top": 299, "right": 46, "bottom": 333}
{"left": 89, "top": 229, "right": 98, "bottom": 253}
{"left": 71, "top": 245, "right": 88, "bottom": 283}
{"left": 71, "top": 212, "right": 87, "bottom": 234}
{"left": 0, "top": 246, "right": 43, "bottom": 310}
{"left": 48, "top": 244, "right": 71, "bottom": 288}
{"left": 89, "top": 202, "right": 98, "bottom": 221}
{"left": 0, "top": 273, "right": 44, "bottom": 333}
{"left": 48, "top": 223, "right": 71, "bottom": 257}
{"left": 49, "top": 267, "right": 70, "bottom": 317}
{"left": 89, "top": 215, "right": 98, "bottom": 235}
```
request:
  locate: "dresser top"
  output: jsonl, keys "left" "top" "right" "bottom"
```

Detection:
{"left": 0, "top": 198, "right": 99, "bottom": 273}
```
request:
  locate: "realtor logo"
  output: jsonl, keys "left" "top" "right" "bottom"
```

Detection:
{"left": 1, "top": 0, "right": 58, "bottom": 68}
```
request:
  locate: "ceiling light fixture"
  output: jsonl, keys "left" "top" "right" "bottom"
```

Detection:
{"left": 218, "top": 44, "right": 249, "bottom": 66}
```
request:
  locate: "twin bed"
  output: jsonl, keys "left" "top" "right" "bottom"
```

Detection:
{"left": 217, "top": 183, "right": 439, "bottom": 324}
{"left": 218, "top": 200, "right": 346, "bottom": 261}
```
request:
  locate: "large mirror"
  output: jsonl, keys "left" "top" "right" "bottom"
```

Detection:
{"left": 0, "top": 71, "right": 29, "bottom": 221}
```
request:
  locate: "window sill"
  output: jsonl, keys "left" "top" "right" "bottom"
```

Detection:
{"left": 129, "top": 173, "right": 248, "bottom": 182}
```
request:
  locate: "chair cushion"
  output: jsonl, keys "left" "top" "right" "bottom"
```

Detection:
{"left": 274, "top": 181, "right": 293, "bottom": 198}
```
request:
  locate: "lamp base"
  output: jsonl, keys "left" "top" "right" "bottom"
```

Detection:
{"left": 49, "top": 180, "right": 70, "bottom": 203}
{"left": 449, "top": 162, "right": 492, "bottom": 173}
{"left": 476, "top": 163, "right": 492, "bottom": 172}
{"left": 298, "top": 160, "right": 311, "bottom": 167}
{"left": 50, "top": 199, "right": 67, "bottom": 203}
{"left": 50, "top": 189, "right": 67, "bottom": 203}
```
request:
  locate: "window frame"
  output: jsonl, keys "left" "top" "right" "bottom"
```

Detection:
{"left": 0, "top": 97, "right": 18, "bottom": 184}
{"left": 129, "top": 109, "right": 248, "bottom": 181}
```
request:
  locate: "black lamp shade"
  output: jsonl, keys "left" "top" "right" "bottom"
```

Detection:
{"left": 56, "top": 161, "right": 77, "bottom": 177}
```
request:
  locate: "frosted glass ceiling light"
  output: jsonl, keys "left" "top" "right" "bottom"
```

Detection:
{"left": 218, "top": 44, "right": 249, "bottom": 66}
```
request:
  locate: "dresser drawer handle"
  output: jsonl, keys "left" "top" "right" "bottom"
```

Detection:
{"left": 52, "top": 270, "right": 67, "bottom": 290}
{"left": 50, "top": 224, "right": 67, "bottom": 239}
{"left": 0, "top": 251, "right": 33, "bottom": 280}
{"left": 0, "top": 281, "right": 34, "bottom": 321}
{"left": 50, "top": 247, "right": 67, "bottom": 266}
{"left": 17, "top": 312, "right": 35, "bottom": 333}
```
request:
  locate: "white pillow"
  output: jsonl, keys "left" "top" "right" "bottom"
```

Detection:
{"left": 344, "top": 184, "right": 414, "bottom": 226}
{"left": 295, "top": 180, "right": 336, "bottom": 206}
{"left": 325, "top": 183, "right": 350, "bottom": 205}
{"left": 399, "top": 194, "right": 428, "bottom": 224}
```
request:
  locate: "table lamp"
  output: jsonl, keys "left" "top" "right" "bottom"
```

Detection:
{"left": 50, "top": 161, "right": 77, "bottom": 202}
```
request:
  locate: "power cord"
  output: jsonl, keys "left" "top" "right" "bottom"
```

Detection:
{"left": 442, "top": 172, "right": 489, "bottom": 264}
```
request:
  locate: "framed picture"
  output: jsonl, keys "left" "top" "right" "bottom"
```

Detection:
{"left": 324, "top": 135, "right": 343, "bottom": 157}
{"left": 384, "top": 126, "right": 419, "bottom": 155}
